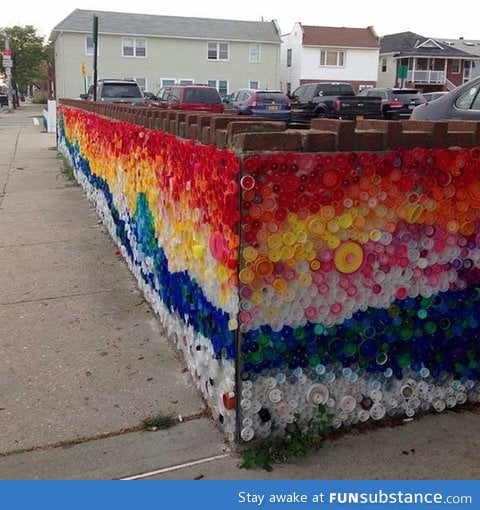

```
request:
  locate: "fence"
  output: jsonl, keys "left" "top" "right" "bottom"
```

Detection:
{"left": 57, "top": 100, "right": 480, "bottom": 444}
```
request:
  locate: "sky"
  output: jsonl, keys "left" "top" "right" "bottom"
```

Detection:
{"left": 2, "top": 0, "right": 479, "bottom": 41}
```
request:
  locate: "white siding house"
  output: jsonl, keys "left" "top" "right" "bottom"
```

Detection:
{"left": 280, "top": 23, "right": 380, "bottom": 93}
{"left": 51, "top": 9, "right": 282, "bottom": 99}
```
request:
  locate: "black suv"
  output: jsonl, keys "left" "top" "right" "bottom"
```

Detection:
{"left": 358, "top": 87, "right": 426, "bottom": 120}
{"left": 81, "top": 79, "right": 145, "bottom": 105}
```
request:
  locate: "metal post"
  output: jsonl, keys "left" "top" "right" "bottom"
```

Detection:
{"left": 92, "top": 15, "right": 98, "bottom": 101}
{"left": 4, "top": 37, "right": 14, "bottom": 111}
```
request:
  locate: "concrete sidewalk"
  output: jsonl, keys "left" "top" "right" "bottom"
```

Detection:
{"left": 0, "top": 103, "right": 479, "bottom": 480}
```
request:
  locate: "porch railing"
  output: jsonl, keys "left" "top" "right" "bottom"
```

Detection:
{"left": 407, "top": 70, "right": 446, "bottom": 84}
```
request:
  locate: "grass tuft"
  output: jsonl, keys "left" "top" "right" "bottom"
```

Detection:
{"left": 142, "top": 413, "right": 176, "bottom": 430}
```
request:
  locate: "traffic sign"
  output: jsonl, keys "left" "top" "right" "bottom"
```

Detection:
{"left": 2, "top": 58, "right": 13, "bottom": 68}
{"left": 2, "top": 48, "right": 11, "bottom": 58}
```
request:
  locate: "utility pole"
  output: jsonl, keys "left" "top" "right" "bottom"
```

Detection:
{"left": 92, "top": 15, "right": 98, "bottom": 101}
{"left": 2, "top": 36, "right": 14, "bottom": 112}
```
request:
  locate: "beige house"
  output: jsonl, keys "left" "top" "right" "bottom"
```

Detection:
{"left": 51, "top": 9, "right": 282, "bottom": 99}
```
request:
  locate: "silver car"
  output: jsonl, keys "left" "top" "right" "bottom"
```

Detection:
{"left": 411, "top": 76, "right": 480, "bottom": 120}
{"left": 81, "top": 79, "right": 145, "bottom": 105}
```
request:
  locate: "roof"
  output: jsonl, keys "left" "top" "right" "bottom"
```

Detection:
{"left": 301, "top": 25, "right": 379, "bottom": 48}
{"left": 51, "top": 9, "right": 281, "bottom": 44}
{"left": 435, "top": 37, "right": 480, "bottom": 56}
{"left": 380, "top": 31, "right": 479, "bottom": 58}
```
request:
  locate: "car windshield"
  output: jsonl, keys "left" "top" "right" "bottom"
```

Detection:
{"left": 183, "top": 88, "right": 220, "bottom": 103}
{"left": 102, "top": 83, "right": 143, "bottom": 98}
{"left": 256, "top": 92, "right": 288, "bottom": 103}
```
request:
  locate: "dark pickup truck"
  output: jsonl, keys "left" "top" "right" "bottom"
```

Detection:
{"left": 289, "top": 82, "right": 382, "bottom": 124}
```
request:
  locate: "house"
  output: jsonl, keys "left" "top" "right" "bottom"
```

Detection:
{"left": 50, "top": 9, "right": 282, "bottom": 99}
{"left": 377, "top": 32, "right": 479, "bottom": 91}
{"left": 434, "top": 36, "right": 480, "bottom": 81}
{"left": 280, "top": 23, "right": 380, "bottom": 94}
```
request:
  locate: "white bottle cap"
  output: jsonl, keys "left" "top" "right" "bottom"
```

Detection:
{"left": 241, "top": 427, "right": 254, "bottom": 442}
{"left": 306, "top": 384, "right": 329, "bottom": 405}
{"left": 340, "top": 395, "right": 357, "bottom": 413}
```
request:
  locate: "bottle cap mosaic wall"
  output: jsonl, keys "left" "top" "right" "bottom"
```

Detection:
{"left": 57, "top": 100, "right": 480, "bottom": 445}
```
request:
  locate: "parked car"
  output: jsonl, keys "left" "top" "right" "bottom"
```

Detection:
{"left": 288, "top": 82, "right": 382, "bottom": 125}
{"left": 422, "top": 91, "right": 449, "bottom": 103}
{"left": 150, "top": 84, "right": 224, "bottom": 113}
{"left": 225, "top": 89, "right": 291, "bottom": 121}
{"left": 411, "top": 76, "right": 480, "bottom": 120}
{"left": 358, "top": 87, "right": 426, "bottom": 120}
{"left": 80, "top": 79, "right": 145, "bottom": 105}
{"left": 143, "top": 91, "right": 157, "bottom": 100}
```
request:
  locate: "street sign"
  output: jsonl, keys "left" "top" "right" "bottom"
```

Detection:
{"left": 2, "top": 58, "right": 13, "bottom": 68}
{"left": 2, "top": 48, "right": 11, "bottom": 58}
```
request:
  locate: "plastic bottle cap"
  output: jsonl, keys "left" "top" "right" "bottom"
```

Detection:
{"left": 240, "top": 175, "right": 255, "bottom": 190}
{"left": 358, "top": 409, "right": 370, "bottom": 422}
{"left": 240, "top": 426, "right": 254, "bottom": 441}
{"left": 334, "top": 241, "right": 364, "bottom": 274}
{"left": 340, "top": 395, "right": 357, "bottom": 412}
{"left": 370, "top": 403, "right": 386, "bottom": 420}
{"left": 326, "top": 397, "right": 336, "bottom": 408}
{"left": 268, "top": 388, "right": 282, "bottom": 403}
{"left": 401, "top": 384, "right": 415, "bottom": 400}
{"left": 264, "top": 377, "right": 277, "bottom": 389}
{"left": 307, "top": 384, "right": 329, "bottom": 405}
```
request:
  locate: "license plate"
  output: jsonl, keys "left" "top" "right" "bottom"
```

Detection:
{"left": 268, "top": 105, "right": 278, "bottom": 111}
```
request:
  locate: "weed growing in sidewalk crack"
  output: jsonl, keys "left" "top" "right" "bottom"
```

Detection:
{"left": 53, "top": 151, "right": 77, "bottom": 183}
{"left": 142, "top": 413, "right": 176, "bottom": 430}
{"left": 239, "top": 405, "right": 332, "bottom": 472}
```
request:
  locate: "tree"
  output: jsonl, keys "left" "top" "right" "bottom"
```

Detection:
{"left": 0, "top": 25, "right": 49, "bottom": 105}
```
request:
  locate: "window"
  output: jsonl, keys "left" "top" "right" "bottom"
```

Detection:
{"left": 85, "top": 35, "right": 98, "bottom": 56}
{"left": 291, "top": 85, "right": 306, "bottom": 101}
{"left": 287, "top": 49, "right": 292, "bottom": 67}
{"left": 249, "top": 81, "right": 259, "bottom": 89}
{"left": 179, "top": 79, "right": 194, "bottom": 85}
{"left": 455, "top": 86, "right": 479, "bottom": 109}
{"left": 207, "top": 42, "right": 229, "bottom": 61}
{"left": 471, "top": 89, "right": 480, "bottom": 110}
{"left": 218, "top": 81, "right": 228, "bottom": 96}
{"left": 249, "top": 44, "right": 261, "bottom": 62}
{"left": 381, "top": 58, "right": 387, "bottom": 73}
{"left": 320, "top": 50, "right": 345, "bottom": 67}
{"left": 207, "top": 79, "right": 229, "bottom": 96}
{"left": 161, "top": 78, "right": 176, "bottom": 87}
{"left": 122, "top": 37, "right": 147, "bottom": 58}
{"left": 124, "top": 77, "right": 146, "bottom": 90}
{"left": 451, "top": 59, "right": 461, "bottom": 74}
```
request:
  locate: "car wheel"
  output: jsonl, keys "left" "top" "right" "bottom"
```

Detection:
{"left": 315, "top": 110, "right": 327, "bottom": 119}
